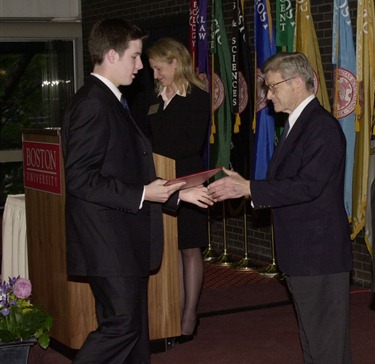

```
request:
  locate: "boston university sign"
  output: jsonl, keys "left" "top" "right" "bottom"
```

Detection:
{"left": 22, "top": 140, "right": 62, "bottom": 195}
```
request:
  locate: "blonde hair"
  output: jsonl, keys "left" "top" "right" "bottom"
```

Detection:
{"left": 146, "top": 37, "right": 206, "bottom": 94}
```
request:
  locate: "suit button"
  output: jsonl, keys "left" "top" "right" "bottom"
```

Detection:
{"left": 143, "top": 151, "right": 148, "bottom": 156}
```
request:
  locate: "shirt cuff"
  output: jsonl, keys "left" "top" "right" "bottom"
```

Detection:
{"left": 139, "top": 187, "right": 145, "bottom": 209}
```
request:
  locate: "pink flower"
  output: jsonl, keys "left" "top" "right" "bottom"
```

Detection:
{"left": 13, "top": 278, "right": 32, "bottom": 299}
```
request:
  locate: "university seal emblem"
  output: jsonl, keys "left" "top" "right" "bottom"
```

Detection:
{"left": 256, "top": 69, "right": 267, "bottom": 112}
{"left": 238, "top": 71, "right": 249, "bottom": 113}
{"left": 333, "top": 68, "right": 357, "bottom": 119}
{"left": 213, "top": 73, "right": 225, "bottom": 112}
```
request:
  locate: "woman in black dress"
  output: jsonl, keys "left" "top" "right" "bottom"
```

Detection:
{"left": 146, "top": 38, "right": 211, "bottom": 342}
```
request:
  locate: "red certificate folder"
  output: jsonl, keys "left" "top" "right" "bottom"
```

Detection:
{"left": 164, "top": 167, "right": 223, "bottom": 190}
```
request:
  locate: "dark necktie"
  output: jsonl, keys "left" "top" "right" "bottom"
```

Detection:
{"left": 120, "top": 95, "right": 131, "bottom": 116}
{"left": 278, "top": 120, "right": 290, "bottom": 148}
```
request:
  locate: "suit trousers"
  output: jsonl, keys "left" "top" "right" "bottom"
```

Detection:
{"left": 73, "top": 276, "right": 150, "bottom": 364}
{"left": 286, "top": 272, "right": 352, "bottom": 364}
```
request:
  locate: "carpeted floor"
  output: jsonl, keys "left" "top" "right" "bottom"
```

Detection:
{"left": 203, "top": 261, "right": 271, "bottom": 289}
{"left": 152, "top": 283, "right": 374, "bottom": 364}
{"left": 28, "top": 262, "right": 375, "bottom": 364}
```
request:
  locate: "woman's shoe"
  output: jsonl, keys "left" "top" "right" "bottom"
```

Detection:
{"left": 177, "top": 318, "right": 200, "bottom": 344}
{"left": 177, "top": 334, "right": 194, "bottom": 344}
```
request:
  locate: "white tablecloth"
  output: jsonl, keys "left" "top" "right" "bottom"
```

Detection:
{"left": 1, "top": 194, "right": 28, "bottom": 281}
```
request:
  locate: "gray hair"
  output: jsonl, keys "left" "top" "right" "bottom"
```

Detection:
{"left": 261, "top": 52, "right": 315, "bottom": 93}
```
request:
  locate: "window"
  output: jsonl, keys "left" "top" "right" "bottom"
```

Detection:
{"left": 0, "top": 39, "right": 77, "bottom": 206}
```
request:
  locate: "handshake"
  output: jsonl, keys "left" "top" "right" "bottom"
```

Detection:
{"left": 207, "top": 167, "right": 251, "bottom": 202}
{"left": 186, "top": 166, "right": 251, "bottom": 208}
{"left": 146, "top": 167, "right": 250, "bottom": 209}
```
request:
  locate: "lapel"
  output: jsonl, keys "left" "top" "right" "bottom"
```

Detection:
{"left": 267, "top": 98, "right": 319, "bottom": 178}
{"left": 157, "top": 93, "right": 184, "bottom": 113}
{"left": 91, "top": 76, "right": 150, "bottom": 145}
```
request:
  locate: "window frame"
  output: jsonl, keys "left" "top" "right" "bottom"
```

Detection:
{"left": 0, "top": 21, "right": 83, "bottom": 207}
{"left": 1, "top": 21, "right": 83, "bottom": 160}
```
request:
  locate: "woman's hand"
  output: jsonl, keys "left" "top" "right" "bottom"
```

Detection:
{"left": 179, "top": 185, "right": 214, "bottom": 208}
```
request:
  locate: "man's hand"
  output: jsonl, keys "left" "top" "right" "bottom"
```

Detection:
{"left": 208, "top": 167, "right": 250, "bottom": 202}
{"left": 179, "top": 185, "right": 214, "bottom": 208}
{"left": 144, "top": 179, "right": 185, "bottom": 203}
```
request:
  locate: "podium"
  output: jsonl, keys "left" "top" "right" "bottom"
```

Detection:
{"left": 22, "top": 128, "right": 180, "bottom": 349}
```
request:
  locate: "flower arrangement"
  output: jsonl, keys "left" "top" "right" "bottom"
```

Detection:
{"left": 0, "top": 277, "right": 53, "bottom": 349}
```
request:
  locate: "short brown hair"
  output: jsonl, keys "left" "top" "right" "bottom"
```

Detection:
{"left": 88, "top": 19, "right": 148, "bottom": 66}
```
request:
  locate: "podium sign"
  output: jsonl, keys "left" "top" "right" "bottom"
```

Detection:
{"left": 22, "top": 140, "right": 62, "bottom": 195}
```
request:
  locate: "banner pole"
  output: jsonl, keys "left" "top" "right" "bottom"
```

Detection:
{"left": 236, "top": 198, "right": 257, "bottom": 271}
{"left": 258, "top": 210, "right": 283, "bottom": 279}
{"left": 215, "top": 201, "right": 235, "bottom": 267}
{"left": 203, "top": 207, "right": 219, "bottom": 262}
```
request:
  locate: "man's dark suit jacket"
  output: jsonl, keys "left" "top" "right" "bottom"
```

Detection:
{"left": 251, "top": 98, "right": 353, "bottom": 276}
{"left": 62, "top": 75, "right": 177, "bottom": 278}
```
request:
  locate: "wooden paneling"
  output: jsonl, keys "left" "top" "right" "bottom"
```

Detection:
{"left": 23, "top": 129, "right": 180, "bottom": 348}
{"left": 149, "top": 154, "right": 180, "bottom": 339}
{"left": 23, "top": 129, "right": 97, "bottom": 349}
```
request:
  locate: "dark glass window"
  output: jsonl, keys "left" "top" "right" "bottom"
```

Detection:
{"left": 0, "top": 40, "right": 75, "bottom": 206}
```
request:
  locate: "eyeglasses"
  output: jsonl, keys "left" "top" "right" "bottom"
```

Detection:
{"left": 263, "top": 77, "right": 296, "bottom": 94}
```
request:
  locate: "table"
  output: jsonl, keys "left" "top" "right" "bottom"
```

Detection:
{"left": 1, "top": 194, "right": 28, "bottom": 281}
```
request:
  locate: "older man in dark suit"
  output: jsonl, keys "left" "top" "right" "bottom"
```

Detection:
{"left": 208, "top": 52, "right": 353, "bottom": 364}
{"left": 62, "top": 19, "right": 212, "bottom": 364}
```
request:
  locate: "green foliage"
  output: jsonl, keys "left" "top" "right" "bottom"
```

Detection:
{"left": 1, "top": 40, "right": 75, "bottom": 205}
{"left": 0, "top": 53, "right": 47, "bottom": 150}
{"left": 0, "top": 162, "right": 24, "bottom": 205}
{"left": 0, "top": 278, "right": 53, "bottom": 350}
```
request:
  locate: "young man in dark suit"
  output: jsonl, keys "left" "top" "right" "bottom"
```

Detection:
{"left": 62, "top": 19, "right": 212, "bottom": 364}
{"left": 208, "top": 52, "right": 353, "bottom": 364}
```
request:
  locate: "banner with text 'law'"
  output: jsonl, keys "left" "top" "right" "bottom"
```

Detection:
{"left": 195, "top": 0, "right": 211, "bottom": 169}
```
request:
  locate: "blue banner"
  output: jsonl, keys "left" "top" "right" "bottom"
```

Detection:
{"left": 253, "top": 0, "right": 276, "bottom": 180}
{"left": 332, "top": 0, "right": 357, "bottom": 218}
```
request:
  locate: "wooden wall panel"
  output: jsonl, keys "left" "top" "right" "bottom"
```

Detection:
{"left": 23, "top": 129, "right": 180, "bottom": 348}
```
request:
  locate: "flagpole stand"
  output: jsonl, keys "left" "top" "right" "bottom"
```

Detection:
{"left": 236, "top": 257, "right": 257, "bottom": 271}
{"left": 215, "top": 250, "right": 234, "bottom": 266}
{"left": 258, "top": 258, "right": 281, "bottom": 278}
{"left": 258, "top": 211, "right": 283, "bottom": 279}
{"left": 236, "top": 198, "right": 257, "bottom": 271}
{"left": 202, "top": 246, "right": 219, "bottom": 262}
{"left": 203, "top": 208, "right": 219, "bottom": 262}
{"left": 215, "top": 202, "right": 235, "bottom": 267}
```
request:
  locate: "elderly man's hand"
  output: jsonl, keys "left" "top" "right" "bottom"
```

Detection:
{"left": 208, "top": 167, "right": 250, "bottom": 202}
